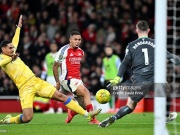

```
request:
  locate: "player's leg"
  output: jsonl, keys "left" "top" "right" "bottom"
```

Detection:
{"left": 52, "top": 90, "right": 88, "bottom": 116}
{"left": 98, "top": 97, "right": 135, "bottom": 128}
{"left": 74, "top": 84, "right": 100, "bottom": 124}
{"left": 115, "top": 97, "right": 136, "bottom": 119}
{"left": 37, "top": 79, "right": 101, "bottom": 119}
{"left": 0, "top": 109, "right": 35, "bottom": 124}
{"left": 0, "top": 114, "right": 24, "bottom": 124}
{"left": 75, "top": 85, "right": 93, "bottom": 111}
{"left": 74, "top": 95, "right": 100, "bottom": 124}
{"left": 62, "top": 79, "right": 100, "bottom": 124}
{"left": 63, "top": 79, "right": 92, "bottom": 111}
{"left": 99, "top": 82, "right": 151, "bottom": 128}
{"left": 166, "top": 83, "right": 171, "bottom": 117}
{"left": 9, "top": 87, "right": 35, "bottom": 123}
{"left": 66, "top": 86, "right": 92, "bottom": 121}
{"left": 52, "top": 90, "right": 101, "bottom": 119}
{"left": 0, "top": 87, "right": 35, "bottom": 124}
{"left": 166, "top": 83, "right": 177, "bottom": 123}
{"left": 60, "top": 80, "right": 80, "bottom": 123}
{"left": 65, "top": 96, "right": 84, "bottom": 123}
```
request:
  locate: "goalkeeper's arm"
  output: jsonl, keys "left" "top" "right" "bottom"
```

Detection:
{"left": 117, "top": 57, "right": 130, "bottom": 78}
{"left": 167, "top": 51, "right": 180, "bottom": 65}
{"left": 107, "top": 57, "right": 130, "bottom": 87}
{"left": 107, "top": 45, "right": 131, "bottom": 87}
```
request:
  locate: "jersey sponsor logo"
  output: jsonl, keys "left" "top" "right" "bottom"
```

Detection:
{"left": 70, "top": 53, "right": 73, "bottom": 56}
{"left": 69, "top": 57, "right": 81, "bottom": 64}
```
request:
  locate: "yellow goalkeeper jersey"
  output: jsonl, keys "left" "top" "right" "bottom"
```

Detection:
{"left": 0, "top": 27, "right": 35, "bottom": 89}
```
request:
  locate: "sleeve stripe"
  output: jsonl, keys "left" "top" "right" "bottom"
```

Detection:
{"left": 60, "top": 44, "right": 69, "bottom": 56}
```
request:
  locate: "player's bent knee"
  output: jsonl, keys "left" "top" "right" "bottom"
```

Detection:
{"left": 23, "top": 114, "right": 33, "bottom": 123}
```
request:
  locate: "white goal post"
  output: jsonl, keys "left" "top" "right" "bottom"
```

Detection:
{"left": 154, "top": 0, "right": 169, "bottom": 135}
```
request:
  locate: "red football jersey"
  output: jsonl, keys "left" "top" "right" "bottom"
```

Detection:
{"left": 55, "top": 44, "right": 84, "bottom": 80}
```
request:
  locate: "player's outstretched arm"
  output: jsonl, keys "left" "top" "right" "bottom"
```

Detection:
{"left": 12, "top": 15, "right": 23, "bottom": 50}
{"left": 17, "top": 15, "right": 23, "bottom": 28}
{"left": 106, "top": 60, "right": 128, "bottom": 88}
{"left": 107, "top": 47, "right": 131, "bottom": 88}
{"left": 167, "top": 51, "right": 180, "bottom": 65}
{"left": 53, "top": 61, "right": 61, "bottom": 90}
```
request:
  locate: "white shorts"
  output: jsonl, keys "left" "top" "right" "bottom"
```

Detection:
{"left": 60, "top": 78, "right": 83, "bottom": 93}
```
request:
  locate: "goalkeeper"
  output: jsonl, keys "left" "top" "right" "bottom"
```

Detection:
{"left": 99, "top": 20, "right": 180, "bottom": 128}
{"left": 0, "top": 15, "right": 101, "bottom": 124}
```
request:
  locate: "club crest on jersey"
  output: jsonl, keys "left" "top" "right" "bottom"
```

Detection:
{"left": 59, "top": 55, "right": 63, "bottom": 60}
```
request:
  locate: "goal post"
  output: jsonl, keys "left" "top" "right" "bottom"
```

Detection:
{"left": 154, "top": 0, "right": 169, "bottom": 135}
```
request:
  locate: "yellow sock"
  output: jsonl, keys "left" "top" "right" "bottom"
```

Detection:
{"left": 64, "top": 98, "right": 88, "bottom": 117}
{"left": 9, "top": 114, "right": 22, "bottom": 124}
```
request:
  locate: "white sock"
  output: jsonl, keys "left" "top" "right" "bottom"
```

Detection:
{"left": 84, "top": 111, "right": 88, "bottom": 118}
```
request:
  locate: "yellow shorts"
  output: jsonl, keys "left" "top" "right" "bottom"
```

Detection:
{"left": 19, "top": 77, "right": 56, "bottom": 109}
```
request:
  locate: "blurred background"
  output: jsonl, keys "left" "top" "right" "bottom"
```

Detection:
{"left": 0, "top": 0, "right": 179, "bottom": 113}
{"left": 0, "top": 0, "right": 155, "bottom": 95}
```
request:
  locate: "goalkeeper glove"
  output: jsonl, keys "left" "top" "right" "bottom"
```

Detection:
{"left": 107, "top": 76, "right": 121, "bottom": 88}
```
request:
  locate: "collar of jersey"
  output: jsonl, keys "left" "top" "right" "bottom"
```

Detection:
{"left": 138, "top": 36, "right": 148, "bottom": 39}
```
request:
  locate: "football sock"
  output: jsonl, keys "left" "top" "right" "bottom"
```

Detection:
{"left": 114, "top": 106, "right": 133, "bottom": 120}
{"left": 68, "top": 102, "right": 94, "bottom": 117}
{"left": 166, "top": 96, "right": 171, "bottom": 117}
{"left": 9, "top": 114, "right": 23, "bottom": 124}
{"left": 86, "top": 104, "right": 93, "bottom": 112}
{"left": 64, "top": 97, "right": 88, "bottom": 117}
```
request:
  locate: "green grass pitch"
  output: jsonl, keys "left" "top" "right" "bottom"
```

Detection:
{"left": 0, "top": 113, "right": 179, "bottom": 135}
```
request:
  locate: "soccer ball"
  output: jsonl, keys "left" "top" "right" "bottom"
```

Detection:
{"left": 95, "top": 89, "right": 111, "bottom": 104}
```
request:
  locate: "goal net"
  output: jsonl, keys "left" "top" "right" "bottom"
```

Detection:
{"left": 167, "top": 0, "right": 180, "bottom": 134}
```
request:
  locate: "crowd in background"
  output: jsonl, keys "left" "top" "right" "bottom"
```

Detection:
{"left": 0, "top": 0, "right": 179, "bottom": 96}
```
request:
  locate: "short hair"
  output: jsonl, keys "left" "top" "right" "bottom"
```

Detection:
{"left": 0, "top": 40, "right": 11, "bottom": 53}
{"left": 50, "top": 40, "right": 57, "bottom": 44}
{"left": 136, "top": 20, "right": 149, "bottom": 31}
{"left": 105, "top": 45, "right": 113, "bottom": 49}
{"left": 70, "top": 31, "right": 81, "bottom": 38}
